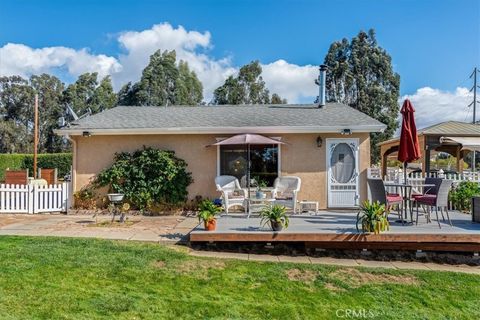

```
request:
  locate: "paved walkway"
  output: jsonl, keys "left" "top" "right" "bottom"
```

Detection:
{"left": 188, "top": 249, "right": 480, "bottom": 275}
{"left": 0, "top": 213, "right": 198, "bottom": 243}
{"left": 0, "top": 214, "right": 479, "bottom": 275}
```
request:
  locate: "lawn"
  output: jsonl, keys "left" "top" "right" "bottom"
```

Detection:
{"left": 0, "top": 237, "right": 479, "bottom": 319}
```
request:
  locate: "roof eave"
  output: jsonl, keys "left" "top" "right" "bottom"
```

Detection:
{"left": 55, "top": 124, "right": 386, "bottom": 136}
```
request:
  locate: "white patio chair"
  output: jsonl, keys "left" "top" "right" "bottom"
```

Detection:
{"left": 215, "top": 175, "right": 247, "bottom": 215}
{"left": 272, "top": 176, "right": 301, "bottom": 213}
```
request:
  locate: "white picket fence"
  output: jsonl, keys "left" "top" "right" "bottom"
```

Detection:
{"left": 0, "top": 183, "right": 69, "bottom": 214}
{"left": 368, "top": 168, "right": 480, "bottom": 185}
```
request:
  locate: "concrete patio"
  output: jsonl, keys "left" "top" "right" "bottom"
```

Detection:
{"left": 0, "top": 213, "right": 198, "bottom": 243}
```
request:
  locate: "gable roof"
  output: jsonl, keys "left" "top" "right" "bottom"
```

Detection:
{"left": 55, "top": 103, "right": 386, "bottom": 136}
{"left": 419, "top": 121, "right": 480, "bottom": 135}
{"left": 378, "top": 121, "right": 480, "bottom": 146}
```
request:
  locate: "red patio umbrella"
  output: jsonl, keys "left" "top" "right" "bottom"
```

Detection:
{"left": 398, "top": 99, "right": 421, "bottom": 182}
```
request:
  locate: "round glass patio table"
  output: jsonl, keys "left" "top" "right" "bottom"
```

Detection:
{"left": 383, "top": 182, "right": 436, "bottom": 224}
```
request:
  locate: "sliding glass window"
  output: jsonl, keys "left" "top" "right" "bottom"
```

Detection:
{"left": 219, "top": 144, "right": 279, "bottom": 187}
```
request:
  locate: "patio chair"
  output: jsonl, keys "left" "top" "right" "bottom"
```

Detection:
{"left": 367, "top": 178, "right": 403, "bottom": 221}
{"left": 411, "top": 177, "right": 442, "bottom": 221}
{"left": 272, "top": 176, "right": 301, "bottom": 213}
{"left": 414, "top": 179, "right": 453, "bottom": 228}
{"left": 215, "top": 175, "right": 247, "bottom": 215}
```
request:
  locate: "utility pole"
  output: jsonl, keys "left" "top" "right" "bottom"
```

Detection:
{"left": 33, "top": 94, "right": 39, "bottom": 178}
{"left": 469, "top": 67, "right": 480, "bottom": 171}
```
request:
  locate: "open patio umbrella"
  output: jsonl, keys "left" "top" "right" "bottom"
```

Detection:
{"left": 209, "top": 133, "right": 285, "bottom": 195}
{"left": 398, "top": 99, "right": 422, "bottom": 181}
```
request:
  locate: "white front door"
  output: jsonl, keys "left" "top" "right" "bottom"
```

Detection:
{"left": 327, "top": 138, "right": 360, "bottom": 208}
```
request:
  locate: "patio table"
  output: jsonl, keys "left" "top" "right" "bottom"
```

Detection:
{"left": 383, "top": 182, "right": 435, "bottom": 224}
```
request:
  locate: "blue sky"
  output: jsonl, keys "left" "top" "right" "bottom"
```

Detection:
{"left": 0, "top": 0, "right": 479, "bottom": 127}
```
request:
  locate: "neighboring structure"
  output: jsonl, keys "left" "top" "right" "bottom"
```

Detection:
{"left": 379, "top": 121, "right": 480, "bottom": 177}
{"left": 56, "top": 103, "right": 385, "bottom": 209}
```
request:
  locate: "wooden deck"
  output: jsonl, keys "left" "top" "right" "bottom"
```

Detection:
{"left": 189, "top": 211, "right": 480, "bottom": 252}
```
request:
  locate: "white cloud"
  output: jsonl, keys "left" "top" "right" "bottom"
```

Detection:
{"left": 400, "top": 87, "right": 473, "bottom": 130}
{"left": 261, "top": 60, "right": 318, "bottom": 103}
{"left": 0, "top": 43, "right": 121, "bottom": 79}
{"left": 114, "top": 23, "right": 236, "bottom": 101}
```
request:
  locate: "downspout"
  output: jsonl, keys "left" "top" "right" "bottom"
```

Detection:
{"left": 66, "top": 134, "right": 77, "bottom": 209}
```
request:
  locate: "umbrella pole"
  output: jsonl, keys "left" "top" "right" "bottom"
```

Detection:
{"left": 247, "top": 144, "right": 251, "bottom": 197}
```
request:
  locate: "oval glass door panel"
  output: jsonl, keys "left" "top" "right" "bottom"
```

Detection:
{"left": 330, "top": 143, "right": 355, "bottom": 183}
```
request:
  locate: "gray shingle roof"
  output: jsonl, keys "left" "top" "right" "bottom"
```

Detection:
{"left": 57, "top": 103, "right": 386, "bottom": 135}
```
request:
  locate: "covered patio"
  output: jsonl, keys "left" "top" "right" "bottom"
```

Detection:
{"left": 379, "top": 121, "right": 480, "bottom": 178}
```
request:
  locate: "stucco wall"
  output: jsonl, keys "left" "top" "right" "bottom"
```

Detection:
{"left": 72, "top": 132, "right": 370, "bottom": 209}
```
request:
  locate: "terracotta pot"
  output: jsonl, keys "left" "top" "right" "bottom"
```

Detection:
{"left": 270, "top": 220, "right": 283, "bottom": 232}
{"left": 204, "top": 219, "right": 217, "bottom": 231}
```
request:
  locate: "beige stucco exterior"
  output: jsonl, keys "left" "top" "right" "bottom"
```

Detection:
{"left": 71, "top": 132, "right": 370, "bottom": 209}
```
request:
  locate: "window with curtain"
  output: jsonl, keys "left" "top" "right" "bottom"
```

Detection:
{"left": 330, "top": 143, "right": 355, "bottom": 183}
{"left": 219, "top": 144, "right": 279, "bottom": 187}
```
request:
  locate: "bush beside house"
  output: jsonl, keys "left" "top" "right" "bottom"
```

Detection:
{"left": 94, "top": 147, "right": 193, "bottom": 212}
{"left": 0, "top": 153, "right": 72, "bottom": 182}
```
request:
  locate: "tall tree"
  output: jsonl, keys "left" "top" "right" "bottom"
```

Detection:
{"left": 117, "top": 82, "right": 138, "bottom": 106}
{"left": 63, "top": 73, "right": 116, "bottom": 116}
{"left": 324, "top": 29, "right": 400, "bottom": 163}
{"left": 90, "top": 76, "right": 117, "bottom": 112}
{"left": 30, "top": 74, "right": 66, "bottom": 153}
{"left": 123, "top": 50, "right": 203, "bottom": 106}
{"left": 212, "top": 60, "right": 286, "bottom": 105}
{"left": 0, "top": 76, "right": 35, "bottom": 152}
{"left": 175, "top": 61, "right": 203, "bottom": 105}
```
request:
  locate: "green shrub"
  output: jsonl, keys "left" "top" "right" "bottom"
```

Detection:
{"left": 0, "top": 153, "right": 72, "bottom": 181}
{"left": 449, "top": 181, "right": 480, "bottom": 212}
{"left": 356, "top": 200, "right": 389, "bottom": 234}
{"left": 94, "top": 147, "right": 193, "bottom": 211}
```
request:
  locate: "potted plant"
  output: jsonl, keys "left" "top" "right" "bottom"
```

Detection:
{"left": 260, "top": 204, "right": 289, "bottom": 231}
{"left": 198, "top": 199, "right": 222, "bottom": 231}
{"left": 255, "top": 179, "right": 268, "bottom": 199}
{"left": 356, "top": 200, "right": 389, "bottom": 234}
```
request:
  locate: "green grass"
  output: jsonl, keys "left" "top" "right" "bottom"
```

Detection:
{"left": 0, "top": 237, "right": 479, "bottom": 319}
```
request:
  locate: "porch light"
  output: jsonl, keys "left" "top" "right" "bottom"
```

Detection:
{"left": 82, "top": 131, "right": 91, "bottom": 137}
{"left": 341, "top": 129, "right": 352, "bottom": 135}
{"left": 316, "top": 136, "right": 323, "bottom": 148}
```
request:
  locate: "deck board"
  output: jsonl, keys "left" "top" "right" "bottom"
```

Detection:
{"left": 189, "top": 211, "right": 480, "bottom": 252}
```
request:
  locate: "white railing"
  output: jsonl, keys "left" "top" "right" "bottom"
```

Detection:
{"left": 367, "top": 168, "right": 480, "bottom": 185}
{"left": 0, "top": 182, "right": 69, "bottom": 214}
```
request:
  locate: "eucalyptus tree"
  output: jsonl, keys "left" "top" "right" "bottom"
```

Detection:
{"left": 324, "top": 29, "right": 400, "bottom": 163}
{"left": 212, "top": 60, "right": 286, "bottom": 105}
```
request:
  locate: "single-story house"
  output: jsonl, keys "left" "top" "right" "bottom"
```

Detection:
{"left": 56, "top": 102, "right": 385, "bottom": 209}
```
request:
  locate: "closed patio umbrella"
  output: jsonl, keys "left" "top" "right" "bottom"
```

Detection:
{"left": 398, "top": 99, "right": 422, "bottom": 181}
{"left": 210, "top": 134, "right": 285, "bottom": 196}
{"left": 397, "top": 99, "right": 421, "bottom": 223}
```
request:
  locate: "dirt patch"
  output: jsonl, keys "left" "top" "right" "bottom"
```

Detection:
{"left": 324, "top": 282, "right": 346, "bottom": 292}
{"left": 151, "top": 260, "right": 166, "bottom": 268}
{"left": 88, "top": 220, "right": 139, "bottom": 228}
{"left": 286, "top": 268, "right": 317, "bottom": 284}
{"left": 331, "top": 268, "right": 419, "bottom": 288}
{"left": 177, "top": 259, "right": 226, "bottom": 274}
